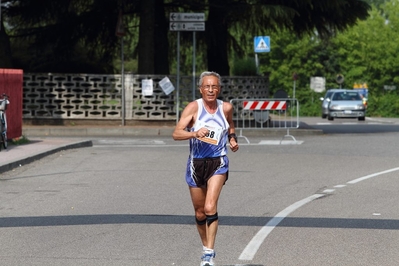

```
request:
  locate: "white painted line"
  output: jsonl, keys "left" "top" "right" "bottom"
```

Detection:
{"left": 238, "top": 193, "right": 324, "bottom": 261}
{"left": 347, "top": 167, "right": 399, "bottom": 184}
{"left": 238, "top": 166, "right": 399, "bottom": 262}
{"left": 258, "top": 140, "right": 304, "bottom": 145}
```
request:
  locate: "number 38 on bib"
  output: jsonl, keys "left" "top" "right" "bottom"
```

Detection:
{"left": 196, "top": 122, "right": 223, "bottom": 145}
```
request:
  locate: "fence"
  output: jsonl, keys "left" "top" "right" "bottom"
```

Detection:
{"left": 230, "top": 98, "right": 299, "bottom": 144}
{"left": 23, "top": 73, "right": 269, "bottom": 122}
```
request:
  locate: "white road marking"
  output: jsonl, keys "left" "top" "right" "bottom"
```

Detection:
{"left": 239, "top": 166, "right": 399, "bottom": 262}
{"left": 334, "top": 184, "right": 346, "bottom": 188}
{"left": 258, "top": 140, "right": 304, "bottom": 145}
{"left": 238, "top": 193, "right": 324, "bottom": 261}
{"left": 347, "top": 167, "right": 399, "bottom": 184}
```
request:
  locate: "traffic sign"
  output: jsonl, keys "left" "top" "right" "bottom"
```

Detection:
{"left": 170, "top": 13, "right": 205, "bottom": 22}
{"left": 336, "top": 74, "right": 344, "bottom": 84}
{"left": 169, "top": 22, "right": 205, "bottom": 31}
{"left": 254, "top": 36, "right": 270, "bottom": 53}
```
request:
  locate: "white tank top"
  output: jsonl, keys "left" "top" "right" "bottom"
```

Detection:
{"left": 188, "top": 99, "right": 229, "bottom": 158}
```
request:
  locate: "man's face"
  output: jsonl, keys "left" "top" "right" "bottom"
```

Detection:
{"left": 200, "top": 76, "right": 220, "bottom": 101}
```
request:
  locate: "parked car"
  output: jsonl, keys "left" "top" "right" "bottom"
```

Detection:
{"left": 320, "top": 89, "right": 338, "bottom": 118}
{"left": 320, "top": 89, "right": 366, "bottom": 121}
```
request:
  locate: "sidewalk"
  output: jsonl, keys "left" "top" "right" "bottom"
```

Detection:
{"left": 21, "top": 125, "right": 175, "bottom": 137}
{"left": 0, "top": 138, "right": 92, "bottom": 174}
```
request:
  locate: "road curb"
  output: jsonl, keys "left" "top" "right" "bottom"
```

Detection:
{"left": 0, "top": 140, "right": 93, "bottom": 174}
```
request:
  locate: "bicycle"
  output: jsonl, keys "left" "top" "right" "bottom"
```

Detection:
{"left": 0, "top": 93, "right": 9, "bottom": 151}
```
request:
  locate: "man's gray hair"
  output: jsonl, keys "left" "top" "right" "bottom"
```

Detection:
{"left": 198, "top": 71, "right": 221, "bottom": 87}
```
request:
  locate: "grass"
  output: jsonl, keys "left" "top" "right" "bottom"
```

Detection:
{"left": 10, "top": 135, "right": 30, "bottom": 145}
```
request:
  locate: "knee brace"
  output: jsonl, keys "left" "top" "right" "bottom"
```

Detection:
{"left": 206, "top": 212, "right": 218, "bottom": 226}
{"left": 196, "top": 217, "right": 207, "bottom": 225}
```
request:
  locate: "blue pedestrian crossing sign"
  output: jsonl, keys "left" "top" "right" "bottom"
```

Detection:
{"left": 254, "top": 36, "right": 270, "bottom": 53}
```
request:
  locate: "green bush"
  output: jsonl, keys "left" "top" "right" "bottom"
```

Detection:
{"left": 11, "top": 136, "right": 30, "bottom": 145}
{"left": 232, "top": 58, "right": 258, "bottom": 76}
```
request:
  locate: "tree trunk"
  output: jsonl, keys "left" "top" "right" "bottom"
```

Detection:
{"left": 0, "top": 21, "right": 13, "bottom": 68}
{"left": 138, "top": 0, "right": 169, "bottom": 75}
{"left": 206, "top": 0, "right": 229, "bottom": 76}
{"left": 154, "top": 0, "right": 169, "bottom": 74}
{"left": 138, "top": 0, "right": 155, "bottom": 74}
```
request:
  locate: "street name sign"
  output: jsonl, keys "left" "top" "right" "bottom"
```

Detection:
{"left": 170, "top": 13, "right": 205, "bottom": 22}
{"left": 169, "top": 22, "right": 205, "bottom": 31}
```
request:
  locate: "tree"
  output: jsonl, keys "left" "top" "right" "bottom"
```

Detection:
{"left": 0, "top": 0, "right": 371, "bottom": 76}
{"left": 2, "top": 0, "right": 122, "bottom": 73}
{"left": 205, "top": 0, "right": 371, "bottom": 75}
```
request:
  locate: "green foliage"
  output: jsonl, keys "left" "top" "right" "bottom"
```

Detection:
{"left": 11, "top": 136, "right": 30, "bottom": 145}
{"left": 114, "top": 58, "right": 138, "bottom": 74}
{"left": 247, "top": 1, "right": 399, "bottom": 118}
{"left": 295, "top": 89, "right": 324, "bottom": 117}
{"left": 231, "top": 58, "right": 258, "bottom": 76}
{"left": 366, "top": 91, "right": 399, "bottom": 117}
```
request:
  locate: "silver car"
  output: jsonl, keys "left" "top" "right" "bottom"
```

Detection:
{"left": 320, "top": 89, "right": 337, "bottom": 118}
{"left": 320, "top": 89, "right": 366, "bottom": 121}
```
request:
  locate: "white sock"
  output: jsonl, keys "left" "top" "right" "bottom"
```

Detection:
{"left": 204, "top": 248, "right": 214, "bottom": 254}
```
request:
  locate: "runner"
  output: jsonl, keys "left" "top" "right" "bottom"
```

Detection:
{"left": 172, "top": 71, "right": 239, "bottom": 266}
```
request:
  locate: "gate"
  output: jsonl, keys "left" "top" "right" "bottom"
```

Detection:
{"left": 230, "top": 98, "right": 299, "bottom": 144}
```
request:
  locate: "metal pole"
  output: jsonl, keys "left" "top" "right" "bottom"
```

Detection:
{"left": 176, "top": 31, "right": 180, "bottom": 124}
{"left": 255, "top": 54, "right": 259, "bottom": 74}
{"left": 192, "top": 32, "right": 196, "bottom": 101}
{"left": 121, "top": 37, "right": 125, "bottom": 126}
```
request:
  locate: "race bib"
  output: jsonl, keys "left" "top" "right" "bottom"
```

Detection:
{"left": 196, "top": 121, "right": 223, "bottom": 145}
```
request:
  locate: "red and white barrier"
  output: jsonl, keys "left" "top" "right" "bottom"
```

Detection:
{"left": 243, "top": 100, "right": 286, "bottom": 110}
{"left": 230, "top": 98, "right": 299, "bottom": 144}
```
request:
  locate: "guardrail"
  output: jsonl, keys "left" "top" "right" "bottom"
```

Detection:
{"left": 230, "top": 98, "right": 299, "bottom": 144}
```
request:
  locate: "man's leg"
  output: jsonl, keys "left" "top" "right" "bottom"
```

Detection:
{"left": 204, "top": 174, "right": 226, "bottom": 249}
{"left": 189, "top": 186, "right": 207, "bottom": 246}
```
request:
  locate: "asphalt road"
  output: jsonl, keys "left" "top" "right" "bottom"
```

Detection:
{"left": 300, "top": 116, "right": 399, "bottom": 134}
{"left": 1, "top": 131, "right": 399, "bottom": 266}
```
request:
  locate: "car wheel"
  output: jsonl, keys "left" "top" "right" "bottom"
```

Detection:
{"left": 322, "top": 114, "right": 327, "bottom": 119}
{"left": 358, "top": 116, "right": 365, "bottom": 121}
{"left": 328, "top": 115, "right": 334, "bottom": 121}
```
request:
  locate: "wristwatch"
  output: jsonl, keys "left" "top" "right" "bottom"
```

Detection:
{"left": 228, "top": 133, "right": 237, "bottom": 143}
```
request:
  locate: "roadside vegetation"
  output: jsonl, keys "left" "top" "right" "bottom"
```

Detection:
{"left": 10, "top": 136, "right": 30, "bottom": 146}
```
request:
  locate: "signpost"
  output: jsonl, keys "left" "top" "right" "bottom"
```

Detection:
{"left": 116, "top": 9, "right": 126, "bottom": 126}
{"left": 254, "top": 36, "right": 270, "bottom": 74}
{"left": 169, "top": 13, "right": 205, "bottom": 123}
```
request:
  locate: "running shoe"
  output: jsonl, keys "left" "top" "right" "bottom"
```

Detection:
{"left": 200, "top": 250, "right": 215, "bottom": 266}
